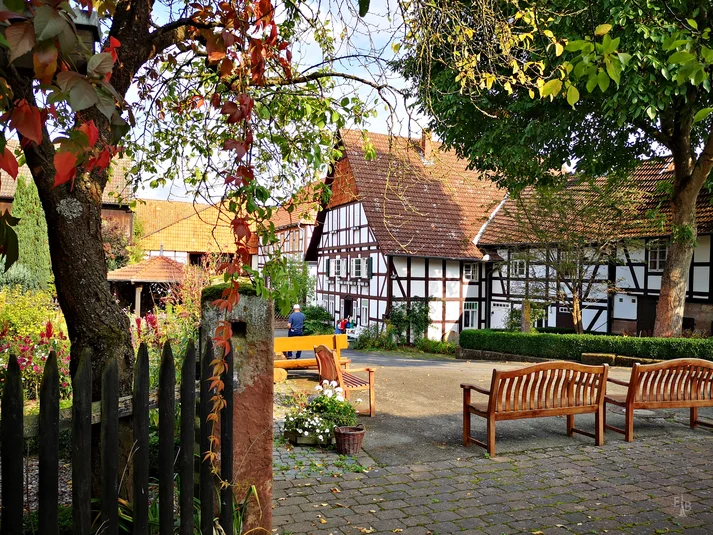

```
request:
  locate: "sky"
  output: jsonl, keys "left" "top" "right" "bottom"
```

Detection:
{"left": 132, "top": 0, "right": 422, "bottom": 202}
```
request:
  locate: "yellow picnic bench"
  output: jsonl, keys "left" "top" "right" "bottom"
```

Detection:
{"left": 273, "top": 334, "right": 350, "bottom": 382}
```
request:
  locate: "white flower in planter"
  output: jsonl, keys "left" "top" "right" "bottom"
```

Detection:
{"left": 318, "top": 435, "right": 323, "bottom": 441}
{"left": 335, "top": 387, "right": 344, "bottom": 393}
{"left": 330, "top": 381, "right": 338, "bottom": 387}
{"left": 304, "top": 431, "right": 309, "bottom": 436}
{"left": 315, "top": 385, "right": 323, "bottom": 391}
{"left": 324, "top": 390, "right": 333, "bottom": 398}
{"left": 336, "top": 395, "right": 345, "bottom": 402}
{"left": 357, "top": 398, "right": 363, "bottom": 403}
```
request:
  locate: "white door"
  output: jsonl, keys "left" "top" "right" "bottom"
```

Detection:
{"left": 490, "top": 302, "right": 511, "bottom": 329}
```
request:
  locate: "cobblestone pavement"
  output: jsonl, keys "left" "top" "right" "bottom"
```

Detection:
{"left": 273, "top": 432, "right": 713, "bottom": 534}
{"left": 272, "top": 355, "right": 713, "bottom": 534}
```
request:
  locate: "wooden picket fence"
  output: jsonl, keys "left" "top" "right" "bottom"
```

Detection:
{"left": 0, "top": 339, "right": 237, "bottom": 535}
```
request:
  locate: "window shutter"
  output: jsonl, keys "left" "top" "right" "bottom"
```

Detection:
{"left": 340, "top": 259, "right": 346, "bottom": 277}
{"left": 350, "top": 257, "right": 356, "bottom": 278}
{"left": 326, "top": 258, "right": 332, "bottom": 277}
{"left": 366, "top": 257, "right": 373, "bottom": 279}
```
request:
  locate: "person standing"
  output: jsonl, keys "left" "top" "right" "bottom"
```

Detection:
{"left": 286, "top": 304, "right": 306, "bottom": 359}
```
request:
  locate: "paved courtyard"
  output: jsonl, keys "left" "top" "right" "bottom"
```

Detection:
{"left": 273, "top": 351, "right": 713, "bottom": 534}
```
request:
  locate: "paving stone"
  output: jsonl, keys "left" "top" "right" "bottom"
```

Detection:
{"left": 273, "top": 421, "right": 713, "bottom": 535}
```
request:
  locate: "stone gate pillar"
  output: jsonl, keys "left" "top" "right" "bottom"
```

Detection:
{"left": 201, "top": 284, "right": 273, "bottom": 532}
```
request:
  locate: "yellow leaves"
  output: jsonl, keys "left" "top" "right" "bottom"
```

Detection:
{"left": 555, "top": 42, "right": 564, "bottom": 57}
{"left": 539, "top": 78, "right": 562, "bottom": 99}
{"left": 595, "top": 24, "right": 612, "bottom": 36}
{"left": 357, "top": 528, "right": 375, "bottom": 534}
{"left": 319, "top": 518, "right": 327, "bottom": 524}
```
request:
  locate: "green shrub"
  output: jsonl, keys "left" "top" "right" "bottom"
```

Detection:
{"left": 352, "top": 325, "right": 397, "bottom": 351}
{"left": 0, "top": 287, "right": 65, "bottom": 338}
{"left": 302, "top": 305, "right": 333, "bottom": 335}
{"left": 0, "top": 260, "right": 41, "bottom": 291}
{"left": 415, "top": 337, "right": 456, "bottom": 355}
{"left": 459, "top": 329, "right": 713, "bottom": 361}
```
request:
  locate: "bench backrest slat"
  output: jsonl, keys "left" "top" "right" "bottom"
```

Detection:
{"left": 489, "top": 361, "right": 608, "bottom": 414}
{"left": 629, "top": 359, "right": 713, "bottom": 404}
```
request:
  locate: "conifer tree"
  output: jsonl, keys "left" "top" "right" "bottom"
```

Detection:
{"left": 12, "top": 176, "right": 52, "bottom": 290}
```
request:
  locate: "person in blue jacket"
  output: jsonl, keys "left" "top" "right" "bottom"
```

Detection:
{"left": 286, "top": 304, "right": 305, "bottom": 359}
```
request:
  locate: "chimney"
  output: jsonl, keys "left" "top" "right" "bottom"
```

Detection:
{"left": 421, "top": 129, "right": 432, "bottom": 161}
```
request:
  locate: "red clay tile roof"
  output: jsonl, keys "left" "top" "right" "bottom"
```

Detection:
{"left": 107, "top": 255, "right": 185, "bottom": 283}
{"left": 267, "top": 183, "right": 321, "bottom": 230}
{"left": 479, "top": 157, "right": 713, "bottom": 245}
{"left": 135, "top": 199, "right": 236, "bottom": 254}
{"left": 337, "top": 130, "right": 505, "bottom": 260}
{"left": 0, "top": 140, "right": 133, "bottom": 205}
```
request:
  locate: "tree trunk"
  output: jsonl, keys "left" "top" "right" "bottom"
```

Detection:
{"left": 653, "top": 185, "right": 698, "bottom": 338}
{"left": 571, "top": 295, "right": 583, "bottom": 334}
{"left": 521, "top": 299, "right": 531, "bottom": 332}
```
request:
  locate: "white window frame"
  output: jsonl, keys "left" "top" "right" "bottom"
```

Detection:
{"left": 334, "top": 258, "right": 342, "bottom": 278}
{"left": 648, "top": 241, "right": 668, "bottom": 272}
{"left": 328, "top": 258, "right": 335, "bottom": 277}
{"left": 351, "top": 257, "right": 362, "bottom": 278}
{"left": 463, "top": 301, "right": 478, "bottom": 329}
{"left": 463, "top": 263, "right": 479, "bottom": 281}
{"left": 328, "top": 297, "right": 335, "bottom": 315}
{"left": 361, "top": 299, "right": 369, "bottom": 326}
{"left": 511, "top": 259, "right": 526, "bottom": 278}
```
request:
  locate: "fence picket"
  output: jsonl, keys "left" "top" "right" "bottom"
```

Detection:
{"left": 72, "top": 351, "right": 92, "bottom": 535}
{"left": 220, "top": 344, "right": 235, "bottom": 534}
{"left": 158, "top": 342, "right": 176, "bottom": 535}
{"left": 39, "top": 352, "right": 60, "bottom": 535}
{"left": 133, "top": 344, "right": 150, "bottom": 535}
{"left": 179, "top": 342, "right": 197, "bottom": 535}
{"left": 101, "top": 358, "right": 119, "bottom": 535}
{"left": 200, "top": 340, "right": 215, "bottom": 535}
{"left": 1, "top": 355, "right": 23, "bottom": 535}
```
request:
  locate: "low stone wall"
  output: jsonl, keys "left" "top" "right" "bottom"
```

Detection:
{"left": 456, "top": 347, "right": 663, "bottom": 367}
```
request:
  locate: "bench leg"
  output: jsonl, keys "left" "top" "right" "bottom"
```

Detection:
{"left": 462, "top": 389, "right": 471, "bottom": 447}
{"left": 691, "top": 407, "right": 698, "bottom": 429}
{"left": 625, "top": 407, "right": 634, "bottom": 442}
{"left": 566, "top": 415, "right": 575, "bottom": 437}
{"left": 595, "top": 406, "right": 604, "bottom": 446}
{"left": 368, "top": 370, "right": 376, "bottom": 417}
{"left": 486, "top": 417, "right": 496, "bottom": 457}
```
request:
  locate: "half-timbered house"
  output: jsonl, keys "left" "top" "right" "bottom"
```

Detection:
{"left": 255, "top": 185, "right": 321, "bottom": 275}
{"left": 305, "top": 130, "right": 505, "bottom": 339}
{"left": 478, "top": 158, "right": 713, "bottom": 335}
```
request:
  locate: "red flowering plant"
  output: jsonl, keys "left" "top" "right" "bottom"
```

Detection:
{"left": 0, "top": 321, "right": 72, "bottom": 400}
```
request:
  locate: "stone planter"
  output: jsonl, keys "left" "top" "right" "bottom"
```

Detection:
{"left": 283, "top": 430, "right": 335, "bottom": 446}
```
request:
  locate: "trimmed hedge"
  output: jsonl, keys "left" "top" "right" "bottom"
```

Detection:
{"left": 459, "top": 329, "right": 713, "bottom": 361}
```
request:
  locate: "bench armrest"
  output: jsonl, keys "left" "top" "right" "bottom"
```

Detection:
{"left": 461, "top": 383, "right": 490, "bottom": 396}
{"left": 607, "top": 377, "right": 630, "bottom": 387}
{"left": 345, "top": 367, "right": 374, "bottom": 373}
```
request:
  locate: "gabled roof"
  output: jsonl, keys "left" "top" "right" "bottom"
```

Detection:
{"left": 0, "top": 140, "right": 133, "bottom": 206}
{"left": 331, "top": 130, "right": 505, "bottom": 260}
{"left": 479, "top": 157, "right": 713, "bottom": 246}
{"left": 107, "top": 255, "right": 184, "bottom": 283}
{"left": 267, "top": 183, "right": 322, "bottom": 231}
{"left": 135, "top": 199, "right": 237, "bottom": 254}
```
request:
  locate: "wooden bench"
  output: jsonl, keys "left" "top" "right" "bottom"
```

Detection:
{"left": 604, "top": 358, "right": 713, "bottom": 442}
{"left": 462, "top": 361, "right": 609, "bottom": 457}
{"left": 274, "top": 334, "right": 349, "bottom": 370}
{"left": 315, "top": 345, "right": 375, "bottom": 417}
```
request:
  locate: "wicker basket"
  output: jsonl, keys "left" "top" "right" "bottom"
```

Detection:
{"left": 334, "top": 424, "right": 365, "bottom": 455}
